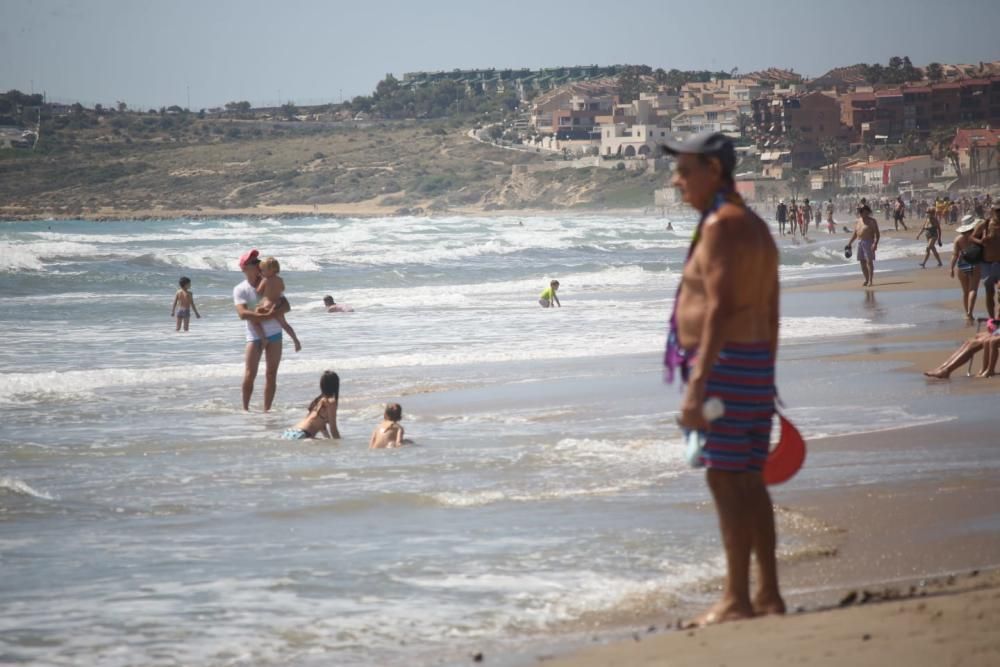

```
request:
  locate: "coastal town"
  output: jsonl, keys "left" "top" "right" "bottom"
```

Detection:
{"left": 2, "top": 58, "right": 999, "bottom": 218}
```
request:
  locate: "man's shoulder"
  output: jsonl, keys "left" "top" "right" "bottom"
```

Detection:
{"left": 233, "top": 279, "right": 252, "bottom": 301}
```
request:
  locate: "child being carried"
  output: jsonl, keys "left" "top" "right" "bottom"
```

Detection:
{"left": 254, "top": 256, "right": 302, "bottom": 352}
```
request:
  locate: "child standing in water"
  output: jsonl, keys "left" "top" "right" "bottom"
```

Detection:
{"left": 281, "top": 370, "right": 341, "bottom": 439}
{"left": 255, "top": 257, "right": 302, "bottom": 352}
{"left": 369, "top": 403, "right": 405, "bottom": 449}
{"left": 171, "top": 276, "right": 201, "bottom": 332}
{"left": 538, "top": 280, "right": 561, "bottom": 308}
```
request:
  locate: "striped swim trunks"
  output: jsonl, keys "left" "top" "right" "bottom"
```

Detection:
{"left": 694, "top": 341, "right": 775, "bottom": 472}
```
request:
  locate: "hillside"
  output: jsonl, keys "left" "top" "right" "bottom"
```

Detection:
{"left": 0, "top": 114, "right": 665, "bottom": 219}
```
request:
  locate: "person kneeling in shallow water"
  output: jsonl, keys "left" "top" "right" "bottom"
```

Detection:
{"left": 538, "top": 280, "right": 561, "bottom": 308}
{"left": 924, "top": 319, "right": 1000, "bottom": 379}
{"left": 282, "top": 370, "right": 341, "bottom": 439}
{"left": 369, "top": 403, "right": 407, "bottom": 449}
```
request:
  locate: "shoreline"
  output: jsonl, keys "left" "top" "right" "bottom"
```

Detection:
{"left": 0, "top": 204, "right": 671, "bottom": 222}
{"left": 513, "top": 251, "right": 1000, "bottom": 666}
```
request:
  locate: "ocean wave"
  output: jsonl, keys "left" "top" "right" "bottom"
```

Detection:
{"left": 0, "top": 476, "right": 55, "bottom": 500}
{"left": 0, "top": 241, "right": 106, "bottom": 272}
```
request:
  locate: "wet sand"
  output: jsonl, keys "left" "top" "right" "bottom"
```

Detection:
{"left": 519, "top": 241, "right": 1000, "bottom": 667}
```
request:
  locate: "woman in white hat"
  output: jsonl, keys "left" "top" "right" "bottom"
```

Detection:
{"left": 951, "top": 215, "right": 982, "bottom": 321}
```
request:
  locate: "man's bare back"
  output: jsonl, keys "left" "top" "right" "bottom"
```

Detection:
{"left": 676, "top": 203, "right": 779, "bottom": 351}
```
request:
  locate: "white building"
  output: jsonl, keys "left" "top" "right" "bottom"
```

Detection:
{"left": 600, "top": 123, "right": 670, "bottom": 158}
{"left": 841, "top": 155, "right": 942, "bottom": 191}
{"left": 670, "top": 104, "right": 741, "bottom": 136}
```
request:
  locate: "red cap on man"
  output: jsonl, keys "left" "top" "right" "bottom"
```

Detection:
{"left": 238, "top": 249, "right": 260, "bottom": 269}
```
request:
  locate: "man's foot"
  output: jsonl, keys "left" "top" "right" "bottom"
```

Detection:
{"left": 923, "top": 369, "right": 950, "bottom": 379}
{"left": 684, "top": 600, "right": 754, "bottom": 628}
{"left": 920, "top": 262, "right": 926, "bottom": 268}
{"left": 937, "top": 262, "right": 943, "bottom": 267}
{"left": 752, "top": 593, "right": 786, "bottom": 617}
{"left": 977, "top": 370, "right": 994, "bottom": 378}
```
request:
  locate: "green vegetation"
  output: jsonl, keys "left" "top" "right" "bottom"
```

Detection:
{"left": 859, "top": 56, "right": 922, "bottom": 85}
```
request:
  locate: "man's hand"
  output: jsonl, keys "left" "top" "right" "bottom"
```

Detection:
{"left": 678, "top": 394, "right": 709, "bottom": 432}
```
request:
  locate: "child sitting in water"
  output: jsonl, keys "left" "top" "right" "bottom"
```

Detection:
{"left": 171, "top": 276, "right": 201, "bottom": 332}
{"left": 281, "top": 370, "right": 341, "bottom": 439}
{"left": 369, "top": 403, "right": 405, "bottom": 449}
{"left": 255, "top": 257, "right": 302, "bottom": 352}
{"left": 538, "top": 280, "right": 561, "bottom": 308}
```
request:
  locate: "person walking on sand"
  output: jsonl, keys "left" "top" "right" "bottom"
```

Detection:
{"left": 233, "top": 249, "right": 290, "bottom": 412}
{"left": 825, "top": 199, "right": 836, "bottom": 234}
{"left": 775, "top": 200, "right": 788, "bottom": 236}
{"left": 539, "top": 280, "right": 561, "bottom": 308}
{"left": 893, "top": 195, "right": 908, "bottom": 231}
{"left": 661, "top": 131, "right": 784, "bottom": 626}
{"left": 971, "top": 202, "right": 1000, "bottom": 318}
{"left": 801, "top": 198, "right": 812, "bottom": 237}
{"left": 952, "top": 217, "right": 982, "bottom": 322}
{"left": 171, "top": 276, "right": 201, "bottom": 332}
{"left": 917, "top": 210, "right": 943, "bottom": 268}
{"left": 846, "top": 204, "right": 880, "bottom": 287}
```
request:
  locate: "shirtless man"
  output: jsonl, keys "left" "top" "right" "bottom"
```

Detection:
{"left": 971, "top": 203, "right": 1000, "bottom": 318}
{"left": 663, "top": 131, "right": 784, "bottom": 626}
{"left": 846, "top": 204, "right": 881, "bottom": 287}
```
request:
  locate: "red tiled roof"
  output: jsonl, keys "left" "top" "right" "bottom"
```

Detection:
{"left": 953, "top": 128, "right": 1000, "bottom": 149}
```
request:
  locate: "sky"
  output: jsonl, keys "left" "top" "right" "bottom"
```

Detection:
{"left": 1, "top": 0, "right": 998, "bottom": 110}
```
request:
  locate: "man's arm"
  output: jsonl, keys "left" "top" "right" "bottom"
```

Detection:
{"left": 846, "top": 226, "right": 859, "bottom": 246}
{"left": 553, "top": 294, "right": 561, "bottom": 307}
{"left": 970, "top": 221, "right": 988, "bottom": 245}
{"left": 191, "top": 294, "right": 201, "bottom": 318}
{"left": 171, "top": 292, "right": 178, "bottom": 316}
{"left": 872, "top": 220, "right": 881, "bottom": 249}
{"left": 394, "top": 426, "right": 404, "bottom": 447}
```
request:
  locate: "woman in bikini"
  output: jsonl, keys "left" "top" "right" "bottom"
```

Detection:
{"left": 951, "top": 217, "right": 982, "bottom": 322}
{"left": 918, "top": 210, "right": 943, "bottom": 268}
{"left": 282, "top": 370, "right": 341, "bottom": 439}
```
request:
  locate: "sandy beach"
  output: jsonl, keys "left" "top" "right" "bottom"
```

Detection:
{"left": 520, "top": 226, "right": 1000, "bottom": 667}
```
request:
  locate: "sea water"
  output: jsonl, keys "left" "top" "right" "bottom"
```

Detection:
{"left": 0, "top": 214, "right": 976, "bottom": 666}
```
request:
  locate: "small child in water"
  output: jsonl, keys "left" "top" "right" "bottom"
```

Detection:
{"left": 539, "top": 280, "right": 561, "bottom": 308}
{"left": 255, "top": 257, "right": 302, "bottom": 352}
{"left": 171, "top": 276, "right": 201, "bottom": 331}
{"left": 281, "top": 370, "right": 341, "bottom": 439}
{"left": 369, "top": 403, "right": 405, "bottom": 449}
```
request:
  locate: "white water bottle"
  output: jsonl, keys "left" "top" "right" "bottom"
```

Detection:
{"left": 684, "top": 397, "right": 725, "bottom": 468}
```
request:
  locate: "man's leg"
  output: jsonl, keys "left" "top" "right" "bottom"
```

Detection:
{"left": 859, "top": 259, "right": 871, "bottom": 286}
{"left": 183, "top": 315, "right": 190, "bottom": 332}
{"left": 242, "top": 341, "right": 263, "bottom": 411}
{"left": 748, "top": 473, "right": 784, "bottom": 614}
{"left": 696, "top": 469, "right": 755, "bottom": 625}
{"left": 263, "top": 338, "right": 283, "bottom": 412}
{"left": 986, "top": 276, "right": 997, "bottom": 319}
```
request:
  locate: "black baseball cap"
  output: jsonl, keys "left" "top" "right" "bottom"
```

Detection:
{"left": 660, "top": 131, "right": 736, "bottom": 175}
